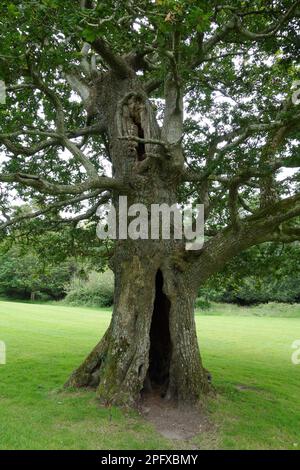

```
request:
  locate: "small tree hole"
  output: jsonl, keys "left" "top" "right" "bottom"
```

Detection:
{"left": 127, "top": 98, "right": 146, "bottom": 161}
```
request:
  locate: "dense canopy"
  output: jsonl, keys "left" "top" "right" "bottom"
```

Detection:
{"left": 1, "top": 0, "right": 300, "bottom": 406}
{"left": 0, "top": 0, "right": 299, "bottom": 242}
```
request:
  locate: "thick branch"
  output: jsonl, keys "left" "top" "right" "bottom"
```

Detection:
{"left": 193, "top": 1, "right": 299, "bottom": 66}
{"left": 0, "top": 135, "right": 58, "bottom": 156}
{"left": 62, "top": 137, "right": 98, "bottom": 178}
{"left": 92, "top": 38, "right": 132, "bottom": 79}
{"left": 228, "top": 182, "right": 240, "bottom": 230}
{"left": 27, "top": 59, "right": 65, "bottom": 134}
{"left": 235, "top": 1, "right": 300, "bottom": 40}
{"left": 3, "top": 61, "right": 100, "bottom": 177}
{"left": 0, "top": 124, "right": 105, "bottom": 157}
{"left": 144, "top": 78, "right": 163, "bottom": 95}
{"left": 0, "top": 190, "right": 109, "bottom": 230}
{"left": 188, "top": 192, "right": 300, "bottom": 286}
{"left": 0, "top": 172, "right": 126, "bottom": 195}
{"left": 267, "top": 226, "right": 300, "bottom": 243}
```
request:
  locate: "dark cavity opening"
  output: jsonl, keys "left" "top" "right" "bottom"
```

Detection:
{"left": 128, "top": 100, "right": 146, "bottom": 161}
{"left": 135, "top": 119, "right": 146, "bottom": 161}
{"left": 143, "top": 270, "right": 172, "bottom": 397}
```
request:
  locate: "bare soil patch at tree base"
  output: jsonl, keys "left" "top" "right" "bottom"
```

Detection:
{"left": 139, "top": 390, "right": 213, "bottom": 441}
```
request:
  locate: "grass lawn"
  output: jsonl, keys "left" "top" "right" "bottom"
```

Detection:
{"left": 0, "top": 300, "right": 300, "bottom": 450}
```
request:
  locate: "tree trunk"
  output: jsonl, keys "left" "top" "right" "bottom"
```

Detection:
{"left": 66, "top": 241, "right": 210, "bottom": 406}
{"left": 66, "top": 72, "right": 210, "bottom": 406}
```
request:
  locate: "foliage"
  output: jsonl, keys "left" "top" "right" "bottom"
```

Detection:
{"left": 65, "top": 269, "right": 114, "bottom": 307}
{"left": 200, "top": 242, "right": 300, "bottom": 305}
{"left": 219, "top": 275, "right": 300, "bottom": 304}
{"left": 0, "top": 204, "right": 112, "bottom": 270}
{"left": 195, "top": 297, "right": 211, "bottom": 310}
{"left": 0, "top": 205, "right": 111, "bottom": 301}
{"left": 0, "top": 0, "right": 300, "bottom": 265}
{"left": 0, "top": 245, "right": 76, "bottom": 300}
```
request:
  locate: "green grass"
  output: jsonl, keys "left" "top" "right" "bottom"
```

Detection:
{"left": 199, "top": 301, "right": 300, "bottom": 318}
{"left": 0, "top": 301, "right": 300, "bottom": 450}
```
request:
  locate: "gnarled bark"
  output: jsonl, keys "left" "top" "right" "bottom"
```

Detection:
{"left": 66, "top": 241, "right": 210, "bottom": 406}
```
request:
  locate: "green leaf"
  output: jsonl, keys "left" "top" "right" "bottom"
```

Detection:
{"left": 82, "top": 27, "right": 98, "bottom": 43}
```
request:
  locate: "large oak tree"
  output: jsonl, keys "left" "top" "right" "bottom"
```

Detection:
{"left": 0, "top": 0, "right": 300, "bottom": 406}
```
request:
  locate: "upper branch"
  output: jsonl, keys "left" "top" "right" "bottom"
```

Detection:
{"left": 27, "top": 58, "right": 65, "bottom": 134}
{"left": 91, "top": 38, "right": 133, "bottom": 79}
{"left": 193, "top": 1, "right": 300, "bottom": 66}
{"left": 79, "top": 0, "right": 133, "bottom": 78}
{"left": 0, "top": 172, "right": 126, "bottom": 195}
{"left": 0, "top": 189, "right": 109, "bottom": 231}
{"left": 188, "top": 191, "right": 300, "bottom": 287}
{"left": 2, "top": 60, "right": 101, "bottom": 178}
{"left": 0, "top": 124, "right": 105, "bottom": 158}
{"left": 62, "top": 137, "right": 98, "bottom": 178}
{"left": 267, "top": 225, "right": 300, "bottom": 243}
{"left": 161, "top": 31, "right": 185, "bottom": 169}
{"left": 182, "top": 107, "right": 300, "bottom": 185}
{"left": 235, "top": 1, "right": 300, "bottom": 40}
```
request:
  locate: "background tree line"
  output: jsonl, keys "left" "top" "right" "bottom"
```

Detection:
{"left": 1, "top": 223, "right": 299, "bottom": 306}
